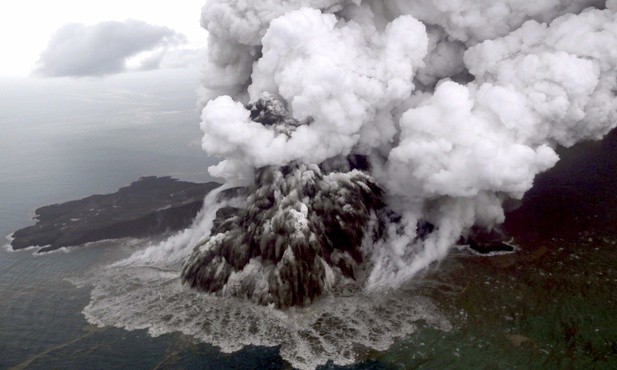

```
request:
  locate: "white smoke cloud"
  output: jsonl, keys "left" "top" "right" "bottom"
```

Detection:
{"left": 35, "top": 20, "right": 187, "bottom": 77}
{"left": 383, "top": 0, "right": 604, "bottom": 44}
{"left": 373, "top": 6, "right": 617, "bottom": 285}
{"left": 197, "top": 0, "right": 351, "bottom": 103}
{"left": 201, "top": 8, "right": 428, "bottom": 175}
{"left": 196, "top": 1, "right": 617, "bottom": 289}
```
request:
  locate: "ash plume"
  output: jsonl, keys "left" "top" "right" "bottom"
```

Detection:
{"left": 186, "top": 0, "right": 617, "bottom": 305}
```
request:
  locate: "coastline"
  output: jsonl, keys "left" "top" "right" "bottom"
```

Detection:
{"left": 8, "top": 177, "right": 221, "bottom": 253}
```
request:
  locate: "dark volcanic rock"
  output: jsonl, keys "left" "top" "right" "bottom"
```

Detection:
{"left": 11, "top": 176, "right": 220, "bottom": 252}
{"left": 460, "top": 228, "right": 516, "bottom": 255}
{"left": 181, "top": 161, "right": 384, "bottom": 308}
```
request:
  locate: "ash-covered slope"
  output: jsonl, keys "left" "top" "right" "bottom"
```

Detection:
{"left": 11, "top": 177, "right": 220, "bottom": 253}
{"left": 181, "top": 162, "right": 384, "bottom": 308}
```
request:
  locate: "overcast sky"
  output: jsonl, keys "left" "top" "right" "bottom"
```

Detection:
{"left": 0, "top": 0, "right": 207, "bottom": 78}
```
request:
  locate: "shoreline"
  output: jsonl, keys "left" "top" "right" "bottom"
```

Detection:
{"left": 9, "top": 176, "right": 221, "bottom": 253}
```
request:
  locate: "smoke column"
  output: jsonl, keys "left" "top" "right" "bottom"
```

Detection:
{"left": 194, "top": 0, "right": 617, "bottom": 292}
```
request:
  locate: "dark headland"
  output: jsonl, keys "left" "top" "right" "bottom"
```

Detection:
{"left": 10, "top": 176, "right": 220, "bottom": 253}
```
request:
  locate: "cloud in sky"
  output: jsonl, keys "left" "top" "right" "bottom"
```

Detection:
{"left": 35, "top": 20, "right": 187, "bottom": 77}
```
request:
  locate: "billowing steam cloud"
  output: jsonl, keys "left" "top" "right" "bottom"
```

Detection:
{"left": 188, "top": 0, "right": 617, "bottom": 303}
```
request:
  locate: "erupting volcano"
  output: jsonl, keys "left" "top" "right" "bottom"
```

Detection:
{"left": 84, "top": 1, "right": 617, "bottom": 368}
{"left": 181, "top": 0, "right": 617, "bottom": 306}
